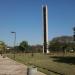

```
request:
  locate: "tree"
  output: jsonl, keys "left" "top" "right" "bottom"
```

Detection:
{"left": 0, "top": 41, "right": 6, "bottom": 54}
{"left": 49, "top": 36, "right": 75, "bottom": 53}
{"left": 19, "top": 41, "right": 28, "bottom": 52}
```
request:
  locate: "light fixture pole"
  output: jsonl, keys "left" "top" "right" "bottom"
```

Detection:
{"left": 11, "top": 32, "right": 16, "bottom": 59}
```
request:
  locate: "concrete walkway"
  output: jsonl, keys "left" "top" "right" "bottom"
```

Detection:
{"left": 0, "top": 55, "right": 46, "bottom": 75}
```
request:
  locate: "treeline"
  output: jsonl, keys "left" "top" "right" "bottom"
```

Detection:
{"left": 0, "top": 36, "right": 75, "bottom": 53}
{"left": 5, "top": 41, "right": 43, "bottom": 53}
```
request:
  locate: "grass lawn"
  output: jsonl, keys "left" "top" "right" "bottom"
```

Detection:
{"left": 7, "top": 53, "right": 75, "bottom": 75}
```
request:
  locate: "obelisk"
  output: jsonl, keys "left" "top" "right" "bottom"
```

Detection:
{"left": 42, "top": 5, "right": 49, "bottom": 53}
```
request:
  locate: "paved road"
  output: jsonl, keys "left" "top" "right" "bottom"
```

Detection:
{"left": 0, "top": 55, "right": 46, "bottom": 75}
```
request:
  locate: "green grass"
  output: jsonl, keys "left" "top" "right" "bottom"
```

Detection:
{"left": 7, "top": 53, "right": 75, "bottom": 75}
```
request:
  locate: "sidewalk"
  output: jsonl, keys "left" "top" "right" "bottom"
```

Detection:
{"left": 0, "top": 55, "right": 46, "bottom": 75}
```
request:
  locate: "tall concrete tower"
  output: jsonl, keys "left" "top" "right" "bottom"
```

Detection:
{"left": 42, "top": 5, "right": 49, "bottom": 53}
{"left": 73, "top": 27, "right": 75, "bottom": 41}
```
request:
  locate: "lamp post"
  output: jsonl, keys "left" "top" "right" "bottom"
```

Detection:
{"left": 11, "top": 32, "right": 16, "bottom": 59}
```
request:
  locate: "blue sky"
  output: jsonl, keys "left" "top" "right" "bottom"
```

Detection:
{"left": 0, "top": 0, "right": 75, "bottom": 46}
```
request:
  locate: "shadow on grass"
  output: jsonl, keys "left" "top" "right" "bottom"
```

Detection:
{"left": 51, "top": 56, "right": 75, "bottom": 65}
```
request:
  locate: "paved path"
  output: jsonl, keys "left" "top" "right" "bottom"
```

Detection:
{"left": 0, "top": 55, "right": 46, "bottom": 75}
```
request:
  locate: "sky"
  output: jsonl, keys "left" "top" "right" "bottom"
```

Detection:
{"left": 0, "top": 0, "right": 75, "bottom": 46}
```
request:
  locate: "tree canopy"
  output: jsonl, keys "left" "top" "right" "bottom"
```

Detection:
{"left": 19, "top": 41, "right": 29, "bottom": 52}
{"left": 49, "top": 36, "right": 75, "bottom": 52}
{"left": 0, "top": 41, "right": 6, "bottom": 53}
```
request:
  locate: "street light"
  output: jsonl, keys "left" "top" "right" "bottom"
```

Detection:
{"left": 11, "top": 31, "right": 16, "bottom": 59}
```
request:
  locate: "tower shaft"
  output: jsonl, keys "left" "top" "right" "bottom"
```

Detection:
{"left": 43, "top": 5, "right": 49, "bottom": 53}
